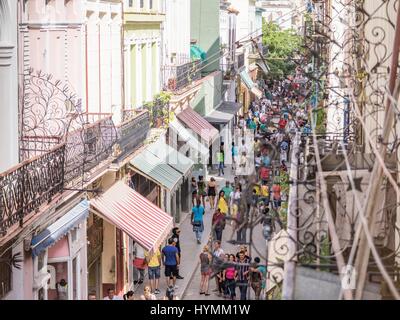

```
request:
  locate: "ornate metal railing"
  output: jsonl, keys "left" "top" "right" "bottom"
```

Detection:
{"left": 114, "top": 110, "right": 150, "bottom": 162}
{"left": 162, "top": 60, "right": 202, "bottom": 92}
{"left": 64, "top": 114, "right": 118, "bottom": 185}
{"left": 0, "top": 144, "right": 65, "bottom": 236}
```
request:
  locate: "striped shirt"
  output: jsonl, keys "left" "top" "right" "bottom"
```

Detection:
{"left": 237, "top": 258, "right": 250, "bottom": 281}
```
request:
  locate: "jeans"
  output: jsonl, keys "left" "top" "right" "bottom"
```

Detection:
{"left": 225, "top": 279, "right": 236, "bottom": 299}
{"left": 237, "top": 280, "right": 248, "bottom": 300}
{"left": 133, "top": 267, "right": 145, "bottom": 281}
{"left": 195, "top": 229, "right": 203, "bottom": 241}
{"left": 214, "top": 228, "right": 223, "bottom": 241}
{"left": 218, "top": 162, "right": 224, "bottom": 175}
{"left": 237, "top": 227, "right": 247, "bottom": 243}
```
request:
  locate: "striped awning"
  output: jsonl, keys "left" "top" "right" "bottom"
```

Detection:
{"left": 31, "top": 200, "right": 89, "bottom": 257}
{"left": 169, "top": 119, "right": 209, "bottom": 157}
{"left": 146, "top": 140, "right": 194, "bottom": 178}
{"left": 90, "top": 181, "right": 173, "bottom": 253}
{"left": 176, "top": 107, "right": 219, "bottom": 146}
{"left": 130, "top": 149, "right": 182, "bottom": 192}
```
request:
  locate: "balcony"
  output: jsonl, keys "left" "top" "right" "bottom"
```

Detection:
{"left": 0, "top": 144, "right": 66, "bottom": 237}
{"left": 162, "top": 60, "right": 202, "bottom": 93}
{"left": 113, "top": 110, "right": 150, "bottom": 162}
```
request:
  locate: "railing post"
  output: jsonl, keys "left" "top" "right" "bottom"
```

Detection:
{"left": 282, "top": 132, "right": 300, "bottom": 300}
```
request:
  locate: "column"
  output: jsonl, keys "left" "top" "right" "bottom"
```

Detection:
{"left": 136, "top": 41, "right": 142, "bottom": 107}
{"left": 146, "top": 41, "right": 152, "bottom": 101}
{"left": 124, "top": 42, "right": 131, "bottom": 109}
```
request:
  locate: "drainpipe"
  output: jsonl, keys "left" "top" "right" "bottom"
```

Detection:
{"left": 85, "top": 24, "right": 89, "bottom": 113}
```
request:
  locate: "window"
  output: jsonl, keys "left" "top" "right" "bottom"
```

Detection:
{"left": 129, "top": 0, "right": 133, "bottom": 7}
{"left": 0, "top": 248, "right": 12, "bottom": 299}
{"left": 149, "top": 0, "right": 153, "bottom": 9}
{"left": 140, "top": 0, "right": 144, "bottom": 9}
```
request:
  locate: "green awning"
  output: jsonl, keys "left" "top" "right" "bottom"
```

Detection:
{"left": 191, "top": 45, "right": 207, "bottom": 61}
{"left": 130, "top": 149, "right": 182, "bottom": 192}
{"left": 256, "top": 62, "right": 270, "bottom": 76}
{"left": 146, "top": 141, "right": 194, "bottom": 178}
{"left": 240, "top": 70, "right": 255, "bottom": 89}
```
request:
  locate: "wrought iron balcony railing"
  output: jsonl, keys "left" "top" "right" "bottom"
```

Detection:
{"left": 114, "top": 110, "right": 150, "bottom": 162}
{"left": 162, "top": 60, "right": 202, "bottom": 93}
{"left": 64, "top": 113, "right": 118, "bottom": 185}
{"left": 0, "top": 144, "right": 66, "bottom": 236}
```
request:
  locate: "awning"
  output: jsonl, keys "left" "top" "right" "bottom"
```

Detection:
{"left": 146, "top": 140, "right": 194, "bottom": 178}
{"left": 204, "top": 102, "right": 242, "bottom": 125}
{"left": 130, "top": 149, "right": 182, "bottom": 192}
{"left": 240, "top": 70, "right": 255, "bottom": 89}
{"left": 176, "top": 107, "right": 219, "bottom": 146}
{"left": 169, "top": 119, "right": 209, "bottom": 157}
{"left": 31, "top": 199, "right": 89, "bottom": 257}
{"left": 256, "top": 62, "right": 270, "bottom": 76}
{"left": 240, "top": 70, "right": 263, "bottom": 99}
{"left": 191, "top": 45, "right": 207, "bottom": 61}
{"left": 90, "top": 181, "right": 173, "bottom": 253}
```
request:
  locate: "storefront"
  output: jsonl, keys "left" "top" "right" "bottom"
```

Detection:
{"left": 30, "top": 199, "right": 89, "bottom": 300}
{"left": 90, "top": 181, "right": 173, "bottom": 295}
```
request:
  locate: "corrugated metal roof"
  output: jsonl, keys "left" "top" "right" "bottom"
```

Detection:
{"left": 130, "top": 149, "right": 182, "bottom": 192}
{"left": 204, "top": 102, "right": 242, "bottom": 124}
{"left": 170, "top": 119, "right": 210, "bottom": 157}
{"left": 146, "top": 141, "right": 194, "bottom": 177}
{"left": 176, "top": 107, "right": 219, "bottom": 146}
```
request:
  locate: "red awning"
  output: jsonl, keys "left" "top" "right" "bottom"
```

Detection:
{"left": 176, "top": 107, "right": 219, "bottom": 146}
{"left": 90, "top": 181, "right": 173, "bottom": 252}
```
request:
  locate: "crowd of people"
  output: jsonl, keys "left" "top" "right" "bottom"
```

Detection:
{"left": 98, "top": 77, "right": 308, "bottom": 301}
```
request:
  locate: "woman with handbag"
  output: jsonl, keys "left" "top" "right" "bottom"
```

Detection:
{"left": 191, "top": 198, "right": 205, "bottom": 244}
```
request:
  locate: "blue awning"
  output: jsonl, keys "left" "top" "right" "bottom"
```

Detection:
{"left": 31, "top": 199, "right": 90, "bottom": 257}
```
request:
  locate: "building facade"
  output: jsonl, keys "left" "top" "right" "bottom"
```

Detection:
{"left": 123, "top": 0, "right": 164, "bottom": 109}
{"left": 0, "top": 0, "right": 18, "bottom": 172}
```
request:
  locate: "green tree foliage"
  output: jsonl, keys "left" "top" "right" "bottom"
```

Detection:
{"left": 262, "top": 21, "right": 303, "bottom": 78}
{"left": 144, "top": 92, "right": 172, "bottom": 128}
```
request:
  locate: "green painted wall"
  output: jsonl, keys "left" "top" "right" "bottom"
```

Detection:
{"left": 191, "top": 0, "right": 220, "bottom": 74}
{"left": 191, "top": 71, "right": 223, "bottom": 116}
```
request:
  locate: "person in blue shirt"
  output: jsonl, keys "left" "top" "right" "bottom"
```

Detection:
{"left": 191, "top": 198, "right": 205, "bottom": 244}
{"left": 162, "top": 238, "right": 180, "bottom": 289}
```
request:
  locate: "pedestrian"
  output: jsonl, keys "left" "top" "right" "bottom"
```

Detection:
{"left": 247, "top": 262, "right": 263, "bottom": 300}
{"left": 221, "top": 181, "right": 233, "bottom": 205}
{"left": 255, "top": 153, "right": 262, "bottom": 175}
{"left": 259, "top": 165, "right": 270, "bottom": 185}
{"left": 220, "top": 142, "right": 225, "bottom": 168}
{"left": 207, "top": 177, "right": 217, "bottom": 209}
{"left": 199, "top": 246, "right": 212, "bottom": 296}
{"left": 236, "top": 251, "right": 250, "bottom": 300}
{"left": 172, "top": 227, "right": 184, "bottom": 280}
{"left": 230, "top": 185, "right": 241, "bottom": 227}
{"left": 144, "top": 246, "right": 162, "bottom": 295}
{"left": 223, "top": 254, "right": 238, "bottom": 300}
{"left": 260, "top": 183, "right": 270, "bottom": 207}
{"left": 163, "top": 286, "right": 180, "bottom": 300}
{"left": 211, "top": 240, "right": 225, "bottom": 294}
{"left": 197, "top": 175, "right": 206, "bottom": 207}
{"left": 103, "top": 288, "right": 122, "bottom": 300}
{"left": 254, "top": 257, "right": 267, "bottom": 300}
{"left": 236, "top": 203, "right": 248, "bottom": 243}
{"left": 191, "top": 176, "right": 198, "bottom": 207}
{"left": 239, "top": 139, "right": 248, "bottom": 168}
{"left": 217, "top": 149, "right": 224, "bottom": 176}
{"left": 191, "top": 198, "right": 205, "bottom": 244}
{"left": 212, "top": 208, "right": 226, "bottom": 241}
{"left": 272, "top": 182, "right": 281, "bottom": 210}
{"left": 231, "top": 142, "right": 238, "bottom": 170}
{"left": 140, "top": 285, "right": 157, "bottom": 300}
{"left": 88, "top": 292, "right": 97, "bottom": 300}
{"left": 123, "top": 290, "right": 135, "bottom": 300}
{"left": 217, "top": 190, "right": 229, "bottom": 215}
{"left": 161, "top": 238, "right": 180, "bottom": 289}
{"left": 132, "top": 242, "right": 146, "bottom": 285}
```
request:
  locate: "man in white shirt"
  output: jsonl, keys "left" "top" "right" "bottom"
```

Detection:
{"left": 103, "top": 288, "right": 123, "bottom": 300}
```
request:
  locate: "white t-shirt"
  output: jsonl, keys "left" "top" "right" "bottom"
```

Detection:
{"left": 239, "top": 144, "right": 248, "bottom": 155}
{"left": 134, "top": 244, "right": 145, "bottom": 259}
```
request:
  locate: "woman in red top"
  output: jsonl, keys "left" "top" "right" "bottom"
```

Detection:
{"left": 272, "top": 183, "right": 281, "bottom": 209}
{"left": 223, "top": 254, "right": 238, "bottom": 300}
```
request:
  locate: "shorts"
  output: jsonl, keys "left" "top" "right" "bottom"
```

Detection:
{"left": 165, "top": 265, "right": 178, "bottom": 278}
{"left": 273, "top": 199, "right": 281, "bottom": 208}
{"left": 148, "top": 266, "right": 161, "bottom": 279}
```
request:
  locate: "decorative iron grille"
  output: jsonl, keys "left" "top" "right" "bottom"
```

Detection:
{"left": 162, "top": 60, "right": 202, "bottom": 92}
{"left": 0, "top": 144, "right": 65, "bottom": 236}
